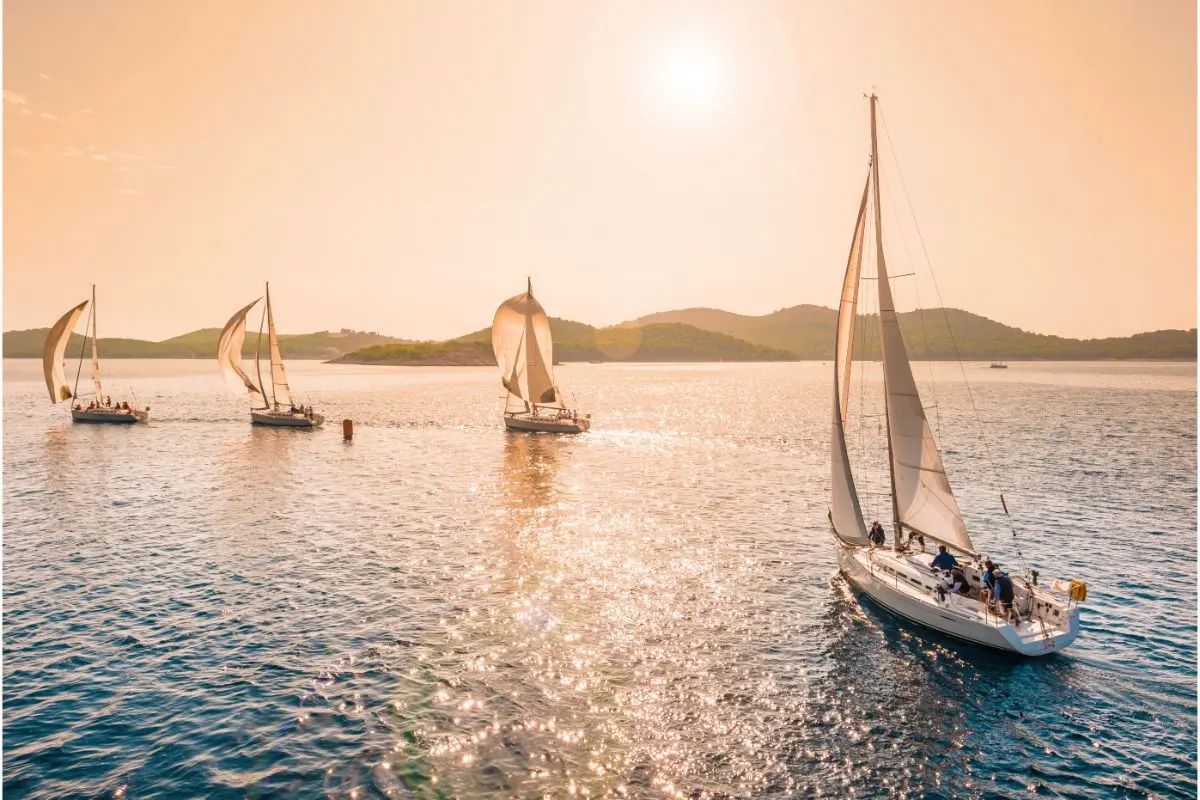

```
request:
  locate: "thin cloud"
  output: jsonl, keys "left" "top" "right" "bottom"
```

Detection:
{"left": 92, "top": 154, "right": 108, "bottom": 162}
{"left": 20, "top": 108, "right": 32, "bottom": 116}
{"left": 3, "top": 90, "right": 28, "bottom": 105}
{"left": 39, "top": 112, "right": 59, "bottom": 121}
{"left": 7, "top": 148, "right": 32, "bottom": 158}
{"left": 75, "top": 108, "right": 96, "bottom": 116}
{"left": 39, "top": 73, "right": 52, "bottom": 81}
{"left": 114, "top": 189, "right": 141, "bottom": 195}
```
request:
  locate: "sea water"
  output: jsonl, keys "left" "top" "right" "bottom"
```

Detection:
{"left": 3, "top": 360, "right": 1195, "bottom": 798}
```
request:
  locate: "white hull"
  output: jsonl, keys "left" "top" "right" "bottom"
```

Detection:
{"left": 72, "top": 408, "right": 148, "bottom": 424}
{"left": 251, "top": 410, "right": 324, "bottom": 428}
{"left": 503, "top": 413, "right": 590, "bottom": 434}
{"left": 835, "top": 538, "right": 1079, "bottom": 656}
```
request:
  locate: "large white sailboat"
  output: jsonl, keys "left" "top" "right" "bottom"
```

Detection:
{"left": 491, "top": 279, "right": 590, "bottom": 433}
{"left": 216, "top": 283, "right": 324, "bottom": 428}
{"left": 43, "top": 286, "right": 149, "bottom": 424}
{"left": 828, "top": 96, "right": 1083, "bottom": 656}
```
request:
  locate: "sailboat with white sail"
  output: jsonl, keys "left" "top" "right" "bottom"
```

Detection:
{"left": 43, "top": 286, "right": 149, "bottom": 423}
{"left": 491, "top": 279, "right": 590, "bottom": 433}
{"left": 827, "top": 95, "right": 1083, "bottom": 655}
{"left": 216, "top": 283, "right": 324, "bottom": 428}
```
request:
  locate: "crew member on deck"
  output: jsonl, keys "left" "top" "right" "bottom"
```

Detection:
{"left": 930, "top": 545, "right": 958, "bottom": 572}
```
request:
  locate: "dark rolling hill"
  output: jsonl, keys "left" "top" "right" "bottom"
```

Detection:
{"left": 3, "top": 328, "right": 405, "bottom": 359}
{"left": 332, "top": 319, "right": 796, "bottom": 365}
{"left": 625, "top": 306, "right": 1197, "bottom": 360}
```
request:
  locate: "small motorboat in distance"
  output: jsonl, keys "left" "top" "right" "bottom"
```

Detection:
{"left": 990, "top": 362, "right": 1009, "bottom": 369}
{"left": 217, "top": 282, "right": 324, "bottom": 429}
{"left": 43, "top": 285, "right": 149, "bottom": 424}
{"left": 491, "top": 278, "right": 590, "bottom": 434}
{"left": 825, "top": 95, "right": 1083, "bottom": 656}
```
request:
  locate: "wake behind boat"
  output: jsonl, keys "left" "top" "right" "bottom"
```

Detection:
{"left": 216, "top": 283, "right": 324, "bottom": 429}
{"left": 43, "top": 285, "right": 149, "bottom": 424}
{"left": 826, "top": 95, "right": 1083, "bottom": 656}
{"left": 491, "top": 279, "right": 590, "bottom": 434}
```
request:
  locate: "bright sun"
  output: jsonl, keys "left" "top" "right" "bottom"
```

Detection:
{"left": 652, "top": 40, "right": 727, "bottom": 115}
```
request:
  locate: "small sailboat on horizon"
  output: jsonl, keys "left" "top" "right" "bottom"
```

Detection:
{"left": 43, "top": 286, "right": 149, "bottom": 424}
{"left": 827, "top": 95, "right": 1082, "bottom": 656}
{"left": 217, "top": 282, "right": 324, "bottom": 428}
{"left": 491, "top": 279, "right": 590, "bottom": 434}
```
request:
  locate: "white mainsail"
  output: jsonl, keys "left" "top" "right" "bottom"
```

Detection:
{"left": 265, "top": 283, "right": 293, "bottom": 409}
{"left": 830, "top": 172, "right": 872, "bottom": 546}
{"left": 491, "top": 279, "right": 560, "bottom": 413}
{"left": 217, "top": 298, "right": 267, "bottom": 404}
{"left": 43, "top": 300, "right": 89, "bottom": 403}
{"left": 868, "top": 97, "right": 973, "bottom": 554}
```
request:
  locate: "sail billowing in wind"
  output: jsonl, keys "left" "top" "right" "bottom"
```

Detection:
{"left": 491, "top": 280, "right": 560, "bottom": 413}
{"left": 830, "top": 172, "right": 872, "bottom": 546}
{"left": 217, "top": 298, "right": 266, "bottom": 403}
{"left": 43, "top": 300, "right": 89, "bottom": 403}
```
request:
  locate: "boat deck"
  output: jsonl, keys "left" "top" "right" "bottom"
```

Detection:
{"left": 852, "top": 548, "right": 1074, "bottom": 641}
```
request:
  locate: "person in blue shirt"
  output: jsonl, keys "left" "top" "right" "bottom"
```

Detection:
{"left": 930, "top": 545, "right": 958, "bottom": 571}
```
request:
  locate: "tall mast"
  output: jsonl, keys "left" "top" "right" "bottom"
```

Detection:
{"left": 255, "top": 288, "right": 268, "bottom": 411}
{"left": 90, "top": 284, "right": 103, "bottom": 401}
{"left": 870, "top": 94, "right": 902, "bottom": 550}
{"left": 265, "top": 281, "right": 278, "bottom": 409}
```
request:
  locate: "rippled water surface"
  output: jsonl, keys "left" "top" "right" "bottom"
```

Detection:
{"left": 4, "top": 359, "right": 1196, "bottom": 799}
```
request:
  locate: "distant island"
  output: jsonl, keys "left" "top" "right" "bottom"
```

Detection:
{"left": 2, "top": 327, "right": 405, "bottom": 360}
{"left": 333, "top": 322, "right": 795, "bottom": 365}
{"left": 334, "top": 306, "right": 1195, "bottom": 365}
{"left": 4, "top": 307, "right": 1194, "bottom": 363}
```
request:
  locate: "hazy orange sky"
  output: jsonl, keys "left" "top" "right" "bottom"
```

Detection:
{"left": 4, "top": 0, "right": 1195, "bottom": 341}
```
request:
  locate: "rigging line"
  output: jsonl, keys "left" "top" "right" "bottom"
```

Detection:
{"left": 877, "top": 100, "right": 1020, "bottom": 545}
{"left": 72, "top": 300, "right": 94, "bottom": 401}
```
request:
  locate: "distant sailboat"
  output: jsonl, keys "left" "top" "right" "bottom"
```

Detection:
{"left": 827, "top": 95, "right": 1082, "bottom": 655}
{"left": 217, "top": 283, "right": 324, "bottom": 428}
{"left": 43, "top": 286, "right": 148, "bottom": 423}
{"left": 491, "top": 279, "right": 590, "bottom": 433}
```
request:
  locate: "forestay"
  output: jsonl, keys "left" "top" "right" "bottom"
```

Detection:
{"left": 217, "top": 298, "right": 266, "bottom": 403}
{"left": 491, "top": 279, "right": 560, "bottom": 413}
{"left": 43, "top": 300, "right": 89, "bottom": 403}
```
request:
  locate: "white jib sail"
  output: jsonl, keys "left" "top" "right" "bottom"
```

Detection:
{"left": 265, "top": 285, "right": 293, "bottom": 409}
{"left": 491, "top": 279, "right": 560, "bottom": 413}
{"left": 830, "top": 171, "right": 872, "bottom": 546}
{"left": 217, "top": 298, "right": 266, "bottom": 403}
{"left": 43, "top": 300, "right": 89, "bottom": 403}
{"left": 870, "top": 99, "right": 973, "bottom": 554}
